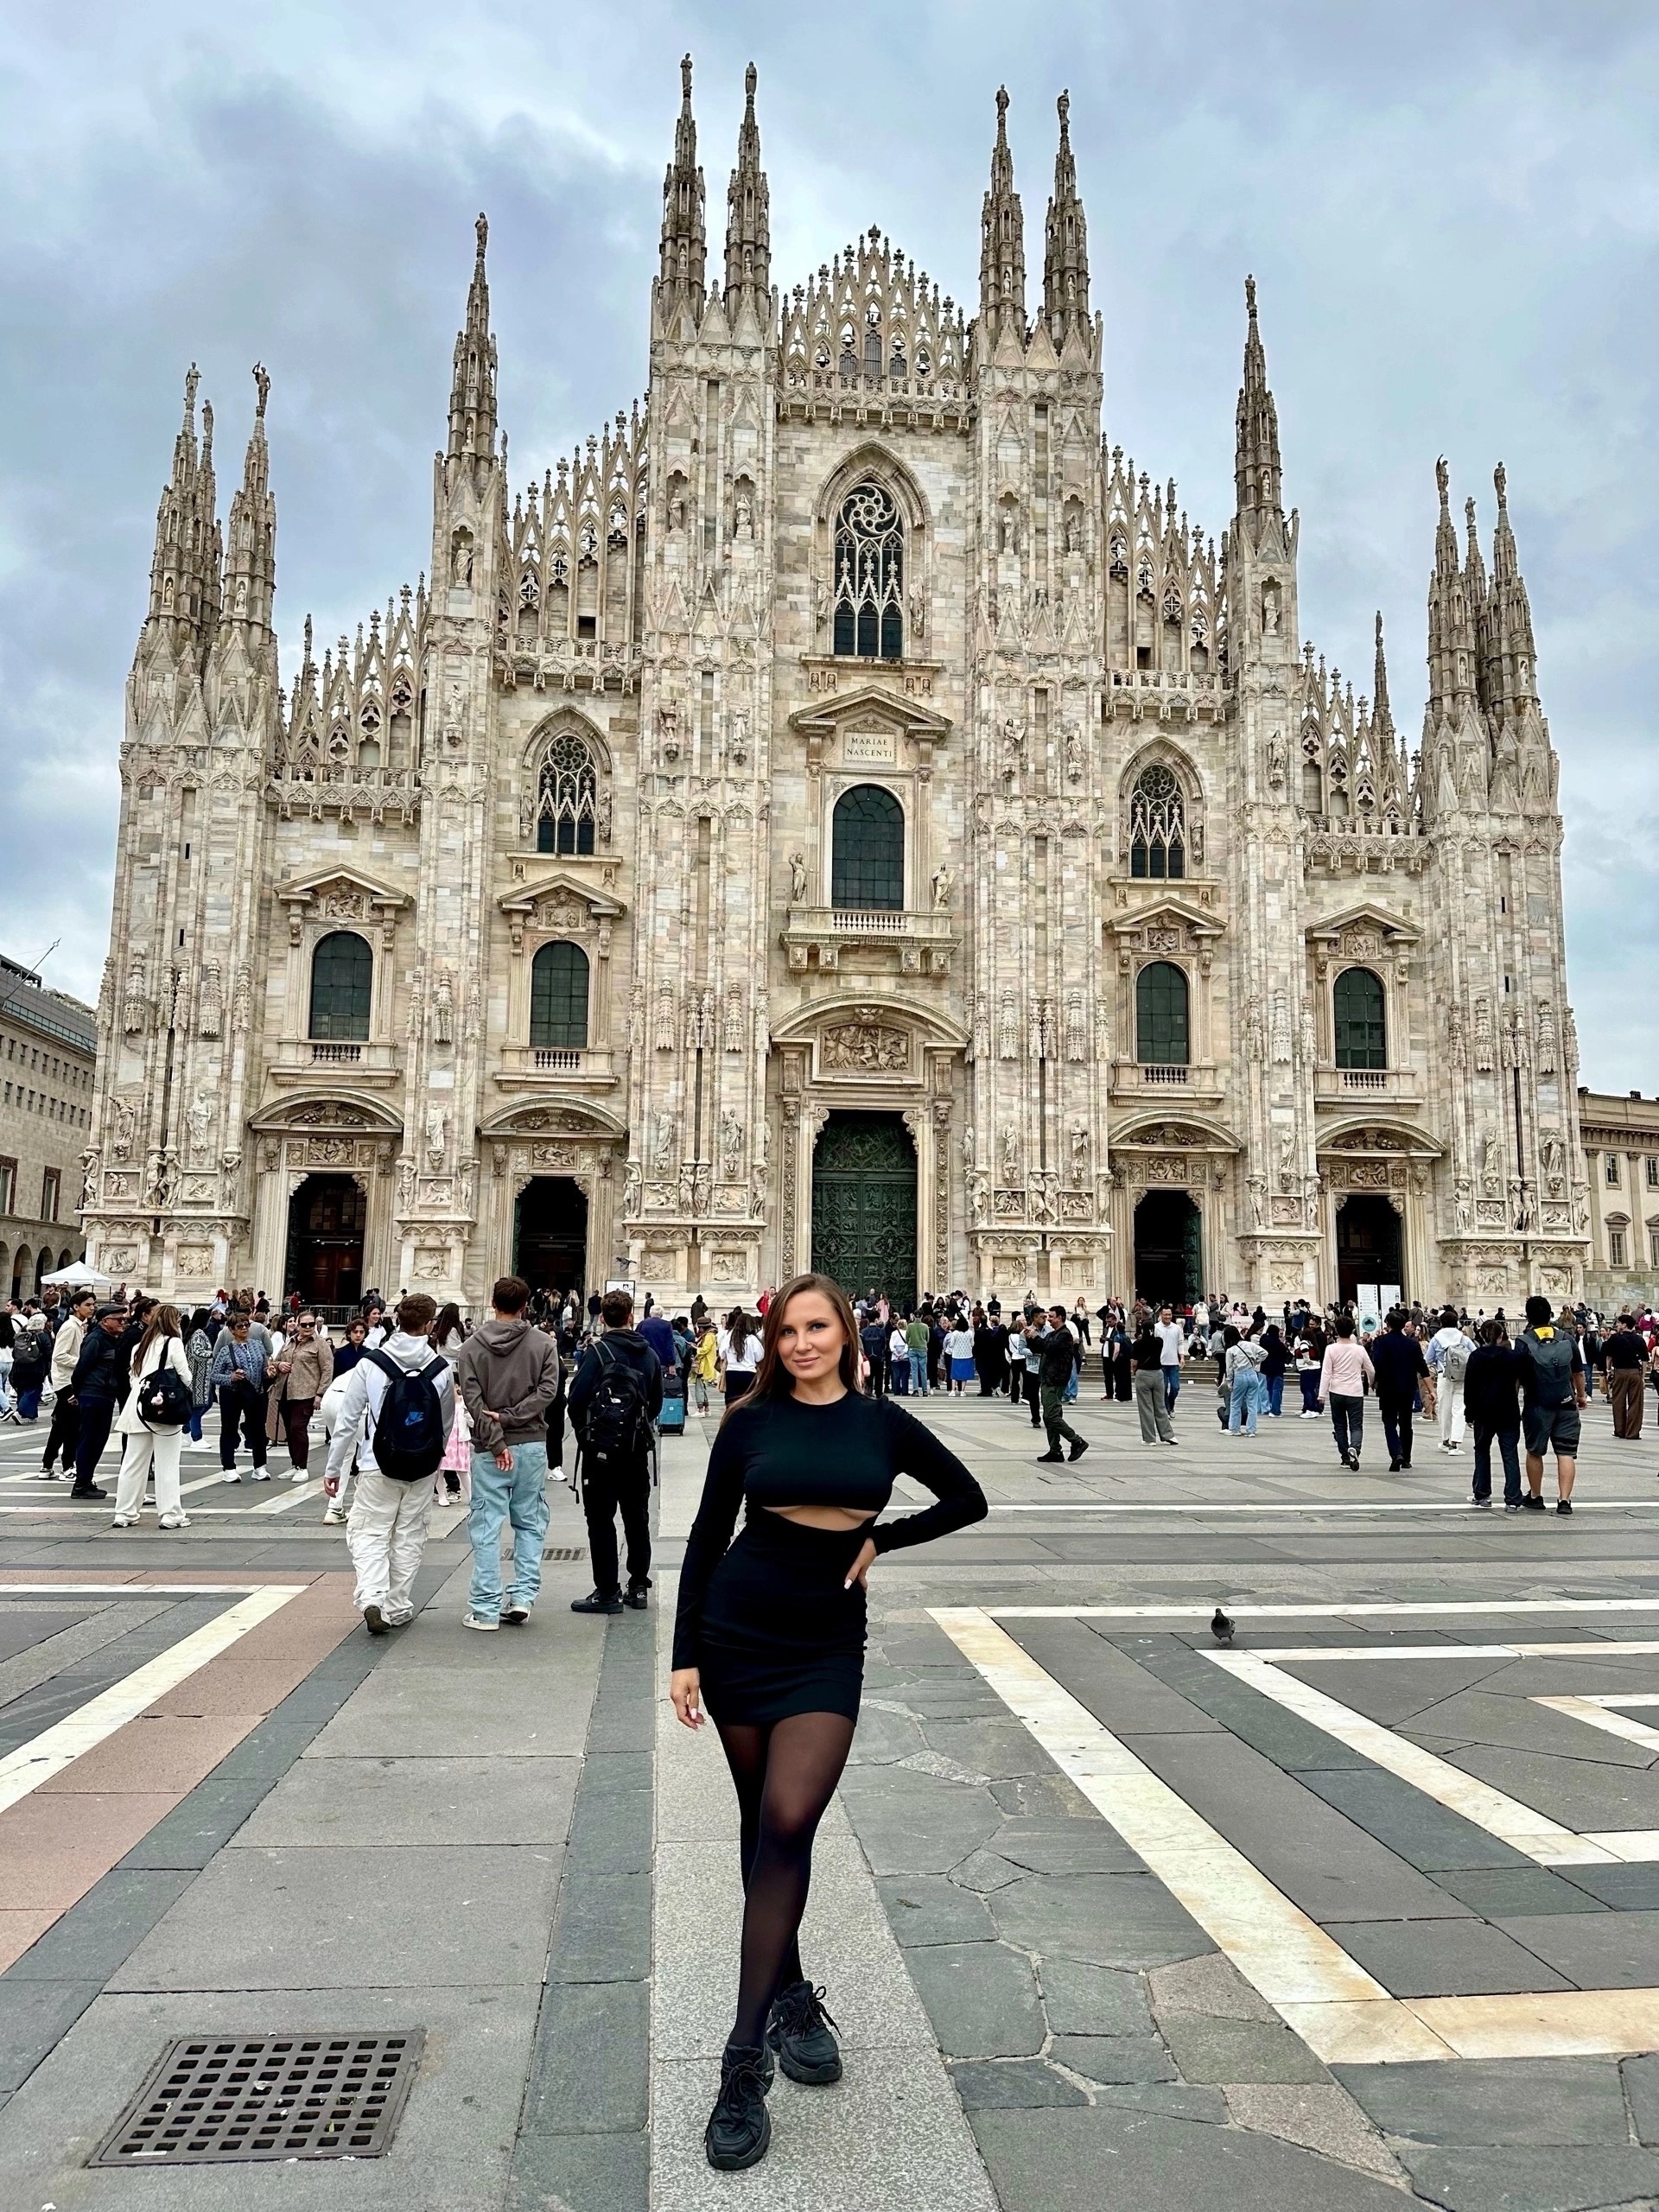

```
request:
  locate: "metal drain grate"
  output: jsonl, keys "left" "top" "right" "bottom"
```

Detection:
{"left": 543, "top": 1545, "right": 586, "bottom": 1560}
{"left": 91, "top": 2031, "right": 424, "bottom": 2167}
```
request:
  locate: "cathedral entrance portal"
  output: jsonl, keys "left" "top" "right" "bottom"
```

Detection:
{"left": 284, "top": 1175, "right": 366, "bottom": 1308}
{"left": 1133, "top": 1191, "right": 1201, "bottom": 1306}
{"left": 1337, "top": 1194, "right": 1404, "bottom": 1307}
{"left": 811, "top": 1112, "right": 917, "bottom": 1312}
{"left": 514, "top": 1177, "right": 588, "bottom": 1299}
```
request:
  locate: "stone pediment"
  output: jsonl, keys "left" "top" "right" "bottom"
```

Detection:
{"left": 276, "top": 865, "right": 410, "bottom": 944}
{"left": 787, "top": 684, "right": 952, "bottom": 746}
{"left": 1305, "top": 902, "right": 1419, "bottom": 954}
{"left": 498, "top": 870, "right": 626, "bottom": 953}
{"left": 1319, "top": 1119, "right": 1441, "bottom": 1158}
{"left": 250, "top": 1095, "right": 403, "bottom": 1135}
{"left": 1107, "top": 896, "right": 1225, "bottom": 944}
{"left": 1112, "top": 1115, "right": 1240, "bottom": 1153}
{"left": 479, "top": 1100, "right": 626, "bottom": 1141}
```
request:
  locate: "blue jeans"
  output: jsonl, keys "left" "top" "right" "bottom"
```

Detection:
{"left": 1162, "top": 1365, "right": 1181, "bottom": 1413}
{"left": 1300, "top": 1370, "right": 1321, "bottom": 1412}
{"left": 1265, "top": 1372, "right": 1285, "bottom": 1417}
{"left": 16, "top": 1388, "right": 41, "bottom": 1421}
{"left": 467, "top": 1441, "right": 551, "bottom": 1615}
{"left": 908, "top": 1351, "right": 928, "bottom": 1395}
{"left": 188, "top": 1404, "right": 206, "bottom": 1441}
{"left": 1228, "top": 1371, "right": 1262, "bottom": 1435}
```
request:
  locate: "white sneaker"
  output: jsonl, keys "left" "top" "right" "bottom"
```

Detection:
{"left": 219, "top": 1470, "right": 242, "bottom": 1484}
{"left": 250, "top": 1469, "right": 271, "bottom": 1482}
{"left": 322, "top": 1506, "right": 343, "bottom": 1525}
{"left": 289, "top": 1469, "right": 308, "bottom": 1483}
{"left": 158, "top": 1513, "right": 191, "bottom": 1529}
{"left": 111, "top": 1513, "right": 137, "bottom": 1528}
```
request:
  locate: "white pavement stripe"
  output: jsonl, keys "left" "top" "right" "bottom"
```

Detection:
{"left": 938, "top": 1605, "right": 1659, "bottom": 2064}
{"left": 1265, "top": 1642, "right": 1659, "bottom": 1662}
{"left": 982, "top": 1499, "right": 1659, "bottom": 1514}
{"left": 0, "top": 1585, "right": 302, "bottom": 1815}
{"left": 991, "top": 1599, "right": 1659, "bottom": 1619}
{"left": 930, "top": 1605, "right": 1454, "bottom": 2063}
{"left": 1208, "top": 1649, "right": 1616, "bottom": 1866}
{"left": 0, "top": 1583, "right": 272, "bottom": 1594}
{"left": 249, "top": 1480, "right": 318, "bottom": 1515}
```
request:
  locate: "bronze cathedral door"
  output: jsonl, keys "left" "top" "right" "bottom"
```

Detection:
{"left": 810, "top": 1112, "right": 918, "bottom": 1310}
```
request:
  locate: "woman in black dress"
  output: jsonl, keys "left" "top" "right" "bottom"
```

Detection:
{"left": 671, "top": 1272, "right": 987, "bottom": 2171}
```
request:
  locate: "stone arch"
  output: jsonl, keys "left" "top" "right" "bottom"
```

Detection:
{"left": 1116, "top": 738, "right": 1205, "bottom": 874}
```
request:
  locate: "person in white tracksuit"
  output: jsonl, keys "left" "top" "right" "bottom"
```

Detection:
{"left": 323, "top": 1293, "right": 454, "bottom": 1634}
{"left": 1427, "top": 1307, "right": 1476, "bottom": 1452}
{"left": 111, "top": 1306, "right": 194, "bottom": 1529}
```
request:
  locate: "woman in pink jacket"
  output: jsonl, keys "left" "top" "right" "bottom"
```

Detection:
{"left": 1318, "top": 1313, "right": 1376, "bottom": 1471}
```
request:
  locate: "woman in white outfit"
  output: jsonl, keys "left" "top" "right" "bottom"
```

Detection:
{"left": 111, "top": 1305, "right": 194, "bottom": 1529}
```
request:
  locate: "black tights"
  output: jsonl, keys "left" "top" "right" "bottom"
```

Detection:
{"left": 714, "top": 1710, "right": 855, "bottom": 2049}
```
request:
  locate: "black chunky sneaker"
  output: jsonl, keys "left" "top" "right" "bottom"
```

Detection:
{"left": 766, "top": 1980, "right": 842, "bottom": 2085}
{"left": 704, "top": 2041, "right": 772, "bottom": 2171}
{"left": 569, "top": 1589, "right": 624, "bottom": 1615}
{"left": 625, "top": 1578, "right": 652, "bottom": 1610}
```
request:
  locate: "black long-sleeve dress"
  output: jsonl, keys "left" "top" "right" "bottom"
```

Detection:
{"left": 673, "top": 1390, "right": 988, "bottom": 1724}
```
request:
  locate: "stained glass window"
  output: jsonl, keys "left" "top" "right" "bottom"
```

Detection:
{"left": 1128, "top": 764, "right": 1185, "bottom": 880}
{"left": 1136, "top": 961, "right": 1189, "bottom": 1066}
{"left": 831, "top": 784, "right": 904, "bottom": 911}
{"left": 530, "top": 941, "right": 589, "bottom": 1048}
{"left": 535, "top": 731, "right": 597, "bottom": 855}
{"left": 832, "top": 484, "right": 904, "bottom": 659}
{"left": 308, "top": 931, "right": 372, "bottom": 1042}
{"left": 1333, "top": 967, "right": 1387, "bottom": 1070}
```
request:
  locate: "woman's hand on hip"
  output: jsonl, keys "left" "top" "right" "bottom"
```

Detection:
{"left": 670, "top": 1668, "right": 704, "bottom": 1730}
{"left": 844, "top": 1536, "right": 878, "bottom": 1591}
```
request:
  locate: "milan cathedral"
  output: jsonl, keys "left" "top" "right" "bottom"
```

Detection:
{"left": 84, "top": 59, "right": 1588, "bottom": 1313}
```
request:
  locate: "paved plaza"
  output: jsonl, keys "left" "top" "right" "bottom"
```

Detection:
{"left": 3, "top": 1383, "right": 1659, "bottom": 2209}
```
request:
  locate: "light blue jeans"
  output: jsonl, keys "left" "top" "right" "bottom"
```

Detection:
{"left": 907, "top": 1350, "right": 928, "bottom": 1395}
{"left": 467, "top": 1440, "right": 550, "bottom": 1615}
{"left": 1228, "top": 1370, "right": 1262, "bottom": 1436}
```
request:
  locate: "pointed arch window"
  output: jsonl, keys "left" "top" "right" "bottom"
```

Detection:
{"left": 308, "top": 931, "right": 372, "bottom": 1042}
{"left": 1128, "top": 764, "right": 1185, "bottom": 880}
{"left": 530, "top": 941, "right": 589, "bottom": 1049}
{"left": 1333, "top": 967, "right": 1387, "bottom": 1071}
{"left": 832, "top": 483, "right": 904, "bottom": 659}
{"left": 534, "top": 731, "right": 597, "bottom": 855}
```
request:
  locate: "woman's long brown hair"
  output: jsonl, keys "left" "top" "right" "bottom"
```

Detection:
{"left": 131, "top": 1302, "right": 183, "bottom": 1376}
{"left": 723, "top": 1273, "right": 863, "bottom": 1421}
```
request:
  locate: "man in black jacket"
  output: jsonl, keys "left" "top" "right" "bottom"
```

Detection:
{"left": 1370, "top": 1310, "right": 1431, "bottom": 1471}
{"left": 1465, "top": 1319, "right": 1524, "bottom": 1510}
{"left": 567, "top": 1290, "right": 663, "bottom": 1615}
{"left": 68, "top": 1303, "right": 133, "bottom": 1500}
{"left": 1034, "top": 1306, "right": 1089, "bottom": 1465}
{"left": 1605, "top": 1318, "right": 1649, "bottom": 1441}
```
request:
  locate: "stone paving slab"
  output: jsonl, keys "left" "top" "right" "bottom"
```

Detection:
{"left": 232, "top": 1750, "right": 581, "bottom": 1847}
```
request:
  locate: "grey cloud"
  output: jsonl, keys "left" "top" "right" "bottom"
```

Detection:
{"left": 2, "top": 0, "right": 1655, "bottom": 1084}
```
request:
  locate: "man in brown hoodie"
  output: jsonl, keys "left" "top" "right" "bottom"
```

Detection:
{"left": 454, "top": 1275, "right": 563, "bottom": 1631}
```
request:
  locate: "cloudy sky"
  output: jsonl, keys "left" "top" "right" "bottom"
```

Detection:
{"left": 3, "top": 1, "right": 1655, "bottom": 1087}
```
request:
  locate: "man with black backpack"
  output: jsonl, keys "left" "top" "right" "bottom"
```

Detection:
{"left": 323, "top": 1292, "right": 455, "bottom": 1635}
{"left": 566, "top": 1288, "right": 662, "bottom": 1616}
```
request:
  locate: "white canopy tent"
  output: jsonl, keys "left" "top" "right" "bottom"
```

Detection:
{"left": 39, "top": 1260, "right": 120, "bottom": 1289}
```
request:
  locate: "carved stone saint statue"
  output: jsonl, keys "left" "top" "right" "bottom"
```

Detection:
{"left": 432, "top": 968, "right": 455, "bottom": 1047}
{"left": 1454, "top": 1178, "right": 1472, "bottom": 1233}
{"left": 423, "top": 1105, "right": 447, "bottom": 1170}
{"left": 719, "top": 1108, "right": 743, "bottom": 1182}
{"left": 622, "top": 1157, "right": 642, "bottom": 1218}
{"left": 788, "top": 849, "right": 809, "bottom": 904}
{"left": 186, "top": 1088, "right": 213, "bottom": 1162}
{"left": 999, "top": 1125, "right": 1020, "bottom": 1186}
{"left": 931, "top": 863, "right": 954, "bottom": 912}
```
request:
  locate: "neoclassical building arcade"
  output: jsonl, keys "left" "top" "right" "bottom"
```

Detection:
{"left": 84, "top": 63, "right": 1589, "bottom": 1313}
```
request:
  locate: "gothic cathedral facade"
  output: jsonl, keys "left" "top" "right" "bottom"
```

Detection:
{"left": 84, "top": 62, "right": 1590, "bottom": 1313}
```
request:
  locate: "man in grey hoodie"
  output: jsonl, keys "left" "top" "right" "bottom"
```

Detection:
{"left": 454, "top": 1275, "right": 563, "bottom": 1631}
